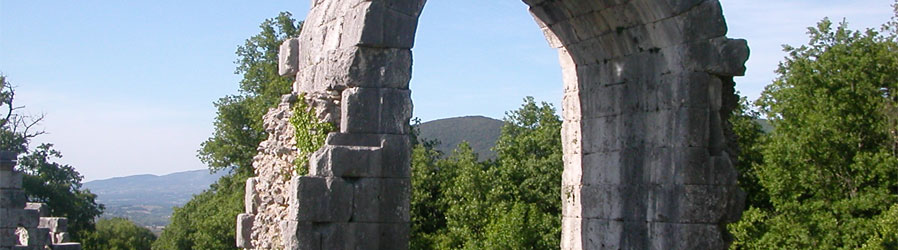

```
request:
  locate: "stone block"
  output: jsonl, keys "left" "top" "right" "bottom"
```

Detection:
{"left": 648, "top": 222, "right": 725, "bottom": 249}
{"left": 341, "top": 87, "right": 380, "bottom": 133}
{"left": 50, "top": 243, "right": 81, "bottom": 250}
{"left": 293, "top": 222, "right": 409, "bottom": 250}
{"left": 38, "top": 218, "right": 66, "bottom": 233}
{"left": 0, "top": 171, "right": 22, "bottom": 189}
{"left": 0, "top": 190, "right": 26, "bottom": 209}
{"left": 340, "top": 87, "right": 412, "bottom": 134}
{"left": 24, "top": 228, "right": 50, "bottom": 247}
{"left": 560, "top": 217, "right": 582, "bottom": 250}
{"left": 3, "top": 209, "right": 39, "bottom": 228}
{"left": 648, "top": 147, "right": 738, "bottom": 185}
{"left": 583, "top": 219, "right": 649, "bottom": 250}
{"left": 323, "top": 133, "right": 411, "bottom": 178}
{"left": 346, "top": 1, "right": 419, "bottom": 48}
{"left": 351, "top": 178, "right": 409, "bottom": 223}
{"left": 278, "top": 38, "right": 300, "bottom": 76}
{"left": 646, "top": 184, "right": 743, "bottom": 223}
{"left": 23, "top": 204, "right": 47, "bottom": 217}
{"left": 310, "top": 145, "right": 383, "bottom": 178}
{"left": 344, "top": 47, "right": 411, "bottom": 89}
{"left": 580, "top": 184, "right": 648, "bottom": 221}
{"left": 379, "top": 88, "right": 413, "bottom": 134}
{"left": 244, "top": 177, "right": 258, "bottom": 214}
{"left": 288, "top": 176, "right": 353, "bottom": 222}
{"left": 235, "top": 213, "right": 254, "bottom": 249}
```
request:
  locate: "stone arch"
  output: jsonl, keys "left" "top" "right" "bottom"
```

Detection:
{"left": 240, "top": 0, "right": 748, "bottom": 249}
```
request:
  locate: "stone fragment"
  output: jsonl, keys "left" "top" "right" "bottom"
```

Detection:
{"left": 278, "top": 38, "right": 300, "bottom": 76}
{"left": 53, "top": 232, "right": 69, "bottom": 244}
{"left": 235, "top": 213, "right": 254, "bottom": 249}
{"left": 244, "top": 177, "right": 259, "bottom": 214}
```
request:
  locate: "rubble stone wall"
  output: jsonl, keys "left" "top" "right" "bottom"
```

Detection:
{"left": 240, "top": 0, "right": 748, "bottom": 249}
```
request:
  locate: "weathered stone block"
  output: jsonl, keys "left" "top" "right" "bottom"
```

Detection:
{"left": 583, "top": 219, "right": 649, "bottom": 250}
{"left": 340, "top": 87, "right": 380, "bottom": 133}
{"left": 23, "top": 203, "right": 47, "bottom": 217}
{"left": 244, "top": 177, "right": 259, "bottom": 214}
{"left": 648, "top": 147, "right": 738, "bottom": 185}
{"left": 24, "top": 228, "right": 50, "bottom": 247}
{"left": 323, "top": 133, "right": 411, "bottom": 178}
{"left": 38, "top": 218, "right": 66, "bottom": 233}
{"left": 293, "top": 222, "right": 409, "bottom": 250}
{"left": 345, "top": 1, "right": 419, "bottom": 48}
{"left": 647, "top": 184, "right": 743, "bottom": 223}
{"left": 235, "top": 213, "right": 254, "bottom": 249}
{"left": 3, "top": 209, "right": 39, "bottom": 228}
{"left": 351, "top": 178, "right": 409, "bottom": 223}
{"left": 648, "top": 222, "right": 725, "bottom": 249}
{"left": 340, "top": 87, "right": 412, "bottom": 134}
{"left": 580, "top": 184, "right": 648, "bottom": 221}
{"left": 310, "top": 145, "right": 382, "bottom": 178}
{"left": 0, "top": 190, "right": 26, "bottom": 209}
{"left": 0, "top": 171, "right": 22, "bottom": 189}
{"left": 278, "top": 38, "right": 300, "bottom": 76}
{"left": 380, "top": 88, "right": 413, "bottom": 134}
{"left": 288, "top": 176, "right": 353, "bottom": 222}
{"left": 345, "top": 47, "right": 412, "bottom": 89}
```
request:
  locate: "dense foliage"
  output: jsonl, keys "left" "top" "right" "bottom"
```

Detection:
{"left": 0, "top": 76, "right": 104, "bottom": 241}
{"left": 411, "top": 97, "right": 563, "bottom": 250}
{"left": 81, "top": 218, "right": 157, "bottom": 250}
{"left": 153, "top": 12, "right": 302, "bottom": 250}
{"left": 729, "top": 7, "right": 898, "bottom": 249}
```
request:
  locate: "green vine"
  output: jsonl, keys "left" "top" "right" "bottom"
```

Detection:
{"left": 289, "top": 93, "right": 335, "bottom": 176}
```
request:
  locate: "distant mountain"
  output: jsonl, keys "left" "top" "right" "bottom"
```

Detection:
{"left": 84, "top": 169, "right": 226, "bottom": 228}
{"left": 416, "top": 116, "right": 505, "bottom": 160}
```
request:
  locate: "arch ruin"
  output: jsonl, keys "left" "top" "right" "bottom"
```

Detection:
{"left": 239, "top": 0, "right": 749, "bottom": 249}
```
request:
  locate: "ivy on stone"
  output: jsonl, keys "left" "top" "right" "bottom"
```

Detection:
{"left": 289, "top": 93, "right": 335, "bottom": 175}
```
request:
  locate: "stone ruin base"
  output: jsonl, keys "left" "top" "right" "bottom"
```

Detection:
{"left": 1, "top": 153, "right": 82, "bottom": 250}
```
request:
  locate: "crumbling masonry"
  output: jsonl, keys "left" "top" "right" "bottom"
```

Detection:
{"left": 239, "top": 0, "right": 749, "bottom": 249}
{"left": 1, "top": 151, "right": 82, "bottom": 250}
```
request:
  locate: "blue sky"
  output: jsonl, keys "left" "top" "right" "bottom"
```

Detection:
{"left": 0, "top": 0, "right": 893, "bottom": 181}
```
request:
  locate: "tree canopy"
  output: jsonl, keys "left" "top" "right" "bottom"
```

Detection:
{"left": 729, "top": 6, "right": 898, "bottom": 249}
{"left": 81, "top": 218, "right": 157, "bottom": 250}
{"left": 410, "top": 97, "right": 562, "bottom": 250}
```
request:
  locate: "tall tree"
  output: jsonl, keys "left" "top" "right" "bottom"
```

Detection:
{"left": 154, "top": 12, "right": 302, "bottom": 249}
{"left": 729, "top": 6, "right": 898, "bottom": 248}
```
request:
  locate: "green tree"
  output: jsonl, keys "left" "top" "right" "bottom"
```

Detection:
{"left": 729, "top": 6, "right": 898, "bottom": 249}
{"left": 1, "top": 76, "right": 104, "bottom": 241}
{"left": 154, "top": 12, "right": 302, "bottom": 250}
{"left": 409, "top": 97, "right": 563, "bottom": 250}
{"left": 81, "top": 218, "right": 157, "bottom": 250}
